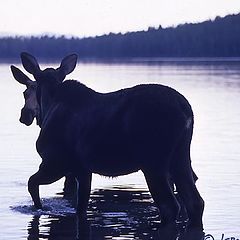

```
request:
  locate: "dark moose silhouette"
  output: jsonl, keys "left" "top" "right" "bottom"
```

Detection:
{"left": 11, "top": 52, "right": 204, "bottom": 231}
{"left": 11, "top": 61, "right": 196, "bottom": 223}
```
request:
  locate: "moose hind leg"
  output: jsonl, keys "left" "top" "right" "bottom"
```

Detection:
{"left": 174, "top": 169, "right": 204, "bottom": 230}
{"left": 172, "top": 131, "right": 204, "bottom": 230}
{"left": 28, "top": 167, "right": 64, "bottom": 209}
{"left": 143, "top": 170, "right": 180, "bottom": 226}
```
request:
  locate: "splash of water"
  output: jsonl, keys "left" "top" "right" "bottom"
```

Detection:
{"left": 10, "top": 197, "right": 75, "bottom": 216}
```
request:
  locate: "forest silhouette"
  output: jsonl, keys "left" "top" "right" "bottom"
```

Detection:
{"left": 1, "top": 13, "right": 240, "bottom": 60}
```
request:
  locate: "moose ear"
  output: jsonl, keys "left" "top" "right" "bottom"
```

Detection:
{"left": 10, "top": 65, "right": 33, "bottom": 86}
{"left": 20, "top": 52, "right": 41, "bottom": 75}
{"left": 59, "top": 54, "right": 78, "bottom": 76}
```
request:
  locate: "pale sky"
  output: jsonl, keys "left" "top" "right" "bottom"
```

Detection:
{"left": 0, "top": 0, "right": 240, "bottom": 38}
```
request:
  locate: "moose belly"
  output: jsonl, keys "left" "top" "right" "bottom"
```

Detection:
{"left": 74, "top": 128, "right": 142, "bottom": 176}
{"left": 91, "top": 158, "right": 140, "bottom": 177}
{"left": 77, "top": 146, "right": 140, "bottom": 177}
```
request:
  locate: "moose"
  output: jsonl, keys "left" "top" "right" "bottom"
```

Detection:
{"left": 11, "top": 52, "right": 204, "bottom": 230}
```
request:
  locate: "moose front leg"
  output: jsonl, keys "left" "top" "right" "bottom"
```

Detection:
{"left": 76, "top": 172, "right": 92, "bottom": 218}
{"left": 28, "top": 168, "right": 64, "bottom": 209}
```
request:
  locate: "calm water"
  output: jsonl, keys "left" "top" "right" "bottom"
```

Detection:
{"left": 0, "top": 59, "right": 240, "bottom": 239}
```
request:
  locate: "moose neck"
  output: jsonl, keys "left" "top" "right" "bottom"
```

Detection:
{"left": 38, "top": 83, "right": 57, "bottom": 127}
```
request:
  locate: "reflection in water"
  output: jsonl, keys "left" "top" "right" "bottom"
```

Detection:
{"left": 27, "top": 186, "right": 204, "bottom": 240}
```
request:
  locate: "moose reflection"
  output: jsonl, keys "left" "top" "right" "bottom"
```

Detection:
{"left": 26, "top": 187, "right": 205, "bottom": 240}
{"left": 11, "top": 52, "right": 204, "bottom": 231}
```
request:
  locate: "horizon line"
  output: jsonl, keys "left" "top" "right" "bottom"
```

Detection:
{"left": 0, "top": 12, "right": 238, "bottom": 40}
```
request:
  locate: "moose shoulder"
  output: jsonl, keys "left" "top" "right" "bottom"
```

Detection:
{"left": 16, "top": 52, "right": 204, "bottom": 230}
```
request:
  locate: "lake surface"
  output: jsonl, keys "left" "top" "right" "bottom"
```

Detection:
{"left": 0, "top": 59, "right": 240, "bottom": 239}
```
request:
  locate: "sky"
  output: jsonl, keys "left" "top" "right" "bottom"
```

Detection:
{"left": 0, "top": 0, "right": 240, "bottom": 38}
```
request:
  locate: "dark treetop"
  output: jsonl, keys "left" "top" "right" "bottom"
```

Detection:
{"left": 1, "top": 13, "right": 240, "bottom": 61}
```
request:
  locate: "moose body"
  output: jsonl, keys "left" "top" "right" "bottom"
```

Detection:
{"left": 37, "top": 81, "right": 190, "bottom": 177}
{"left": 11, "top": 53, "right": 204, "bottom": 230}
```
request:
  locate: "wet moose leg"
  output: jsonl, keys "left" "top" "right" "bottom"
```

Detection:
{"left": 28, "top": 167, "right": 64, "bottom": 209}
{"left": 63, "top": 174, "right": 77, "bottom": 196}
{"left": 143, "top": 169, "right": 180, "bottom": 226}
{"left": 172, "top": 130, "right": 204, "bottom": 230}
{"left": 174, "top": 169, "right": 204, "bottom": 230}
{"left": 76, "top": 172, "right": 92, "bottom": 217}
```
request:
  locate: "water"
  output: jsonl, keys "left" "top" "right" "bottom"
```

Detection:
{"left": 0, "top": 59, "right": 240, "bottom": 239}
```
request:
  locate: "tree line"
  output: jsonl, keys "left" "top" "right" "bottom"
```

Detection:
{"left": 0, "top": 13, "right": 240, "bottom": 61}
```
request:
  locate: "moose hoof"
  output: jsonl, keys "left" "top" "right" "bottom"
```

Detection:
{"left": 158, "top": 223, "right": 177, "bottom": 239}
{"left": 187, "top": 220, "right": 204, "bottom": 232}
{"left": 181, "top": 228, "right": 205, "bottom": 240}
{"left": 76, "top": 209, "right": 87, "bottom": 219}
{"left": 33, "top": 203, "right": 43, "bottom": 210}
